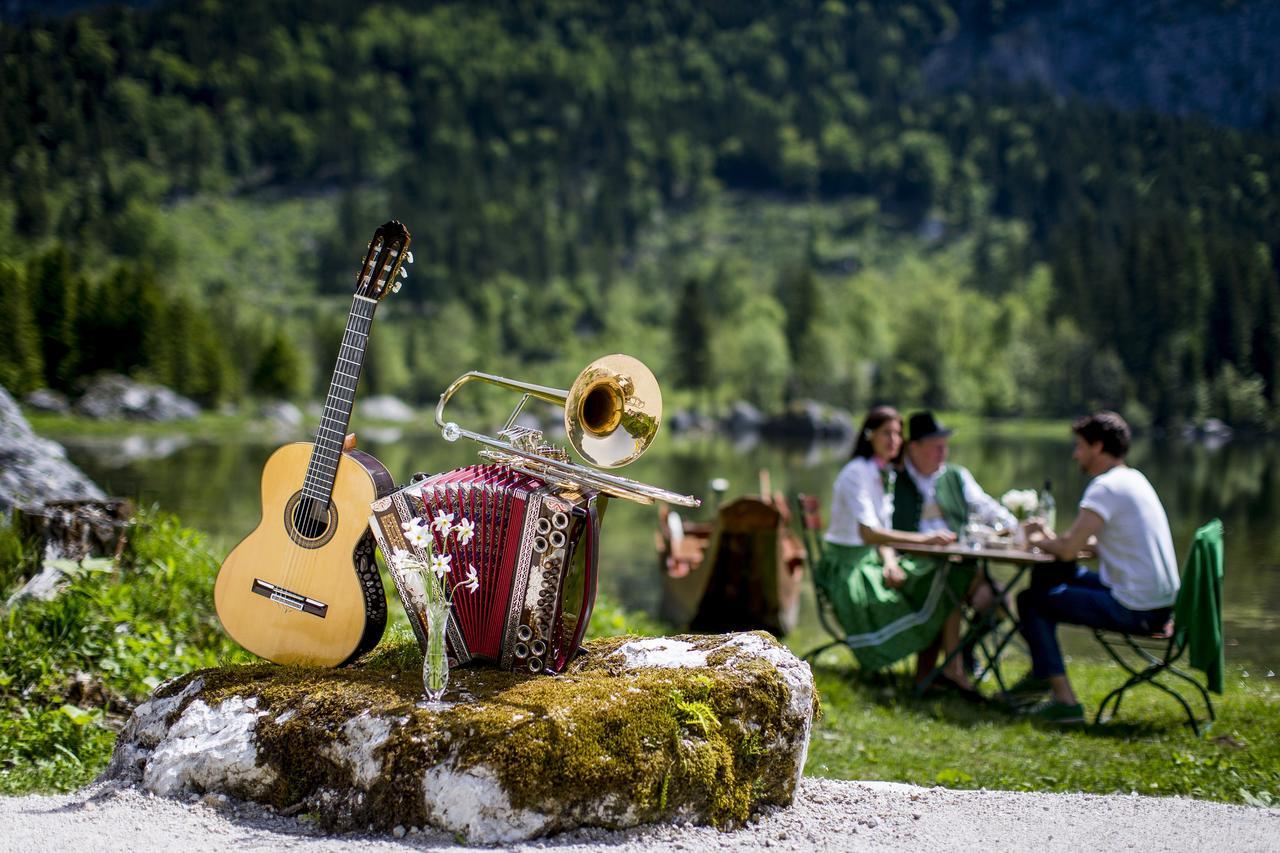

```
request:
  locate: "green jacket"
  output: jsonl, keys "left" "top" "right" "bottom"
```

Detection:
{"left": 893, "top": 465, "right": 967, "bottom": 534}
{"left": 1174, "top": 519, "right": 1225, "bottom": 694}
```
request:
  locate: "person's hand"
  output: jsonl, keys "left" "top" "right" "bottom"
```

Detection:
{"left": 925, "top": 530, "right": 956, "bottom": 546}
{"left": 1023, "top": 518, "right": 1047, "bottom": 540}
{"left": 882, "top": 562, "right": 907, "bottom": 589}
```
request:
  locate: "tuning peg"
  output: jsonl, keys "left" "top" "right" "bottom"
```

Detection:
{"left": 406, "top": 251, "right": 414, "bottom": 264}
{"left": 391, "top": 280, "right": 402, "bottom": 293}
{"left": 398, "top": 266, "right": 409, "bottom": 279}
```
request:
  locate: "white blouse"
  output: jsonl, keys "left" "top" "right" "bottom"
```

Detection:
{"left": 823, "top": 456, "right": 893, "bottom": 547}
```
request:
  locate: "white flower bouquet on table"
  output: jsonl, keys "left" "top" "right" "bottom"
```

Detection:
{"left": 389, "top": 511, "right": 480, "bottom": 705}
{"left": 1000, "top": 488, "right": 1039, "bottom": 522}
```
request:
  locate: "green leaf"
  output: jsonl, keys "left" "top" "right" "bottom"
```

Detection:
{"left": 935, "top": 767, "right": 975, "bottom": 786}
{"left": 58, "top": 705, "right": 93, "bottom": 726}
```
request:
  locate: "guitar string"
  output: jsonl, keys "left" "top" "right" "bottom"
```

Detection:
{"left": 277, "top": 294, "right": 370, "bottom": 612}
{"left": 281, "top": 284, "right": 376, "bottom": 622}
{"left": 277, "top": 252, "right": 390, "bottom": 629}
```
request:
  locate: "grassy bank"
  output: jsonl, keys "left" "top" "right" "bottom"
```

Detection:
{"left": 801, "top": 653, "right": 1280, "bottom": 807}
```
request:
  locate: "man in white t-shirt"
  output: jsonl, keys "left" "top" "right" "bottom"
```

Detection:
{"left": 1008, "top": 411, "right": 1179, "bottom": 724}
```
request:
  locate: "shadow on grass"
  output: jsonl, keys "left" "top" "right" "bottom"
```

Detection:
{"left": 808, "top": 657, "right": 1200, "bottom": 740}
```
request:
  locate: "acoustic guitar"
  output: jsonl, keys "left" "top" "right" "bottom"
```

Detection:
{"left": 214, "top": 221, "right": 411, "bottom": 666}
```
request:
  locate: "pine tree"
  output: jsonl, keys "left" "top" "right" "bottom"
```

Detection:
{"left": 671, "top": 275, "right": 712, "bottom": 396}
{"left": 0, "top": 261, "right": 45, "bottom": 394}
{"left": 29, "top": 245, "right": 82, "bottom": 391}
{"left": 251, "top": 327, "right": 303, "bottom": 399}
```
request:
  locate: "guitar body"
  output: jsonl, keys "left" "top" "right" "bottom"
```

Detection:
{"left": 215, "top": 442, "right": 394, "bottom": 667}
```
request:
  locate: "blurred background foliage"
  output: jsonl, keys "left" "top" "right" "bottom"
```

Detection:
{"left": 0, "top": 0, "right": 1277, "bottom": 428}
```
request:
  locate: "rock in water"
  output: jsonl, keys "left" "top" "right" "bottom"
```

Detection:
{"left": 104, "top": 632, "right": 817, "bottom": 843}
{"left": 74, "top": 374, "right": 200, "bottom": 421}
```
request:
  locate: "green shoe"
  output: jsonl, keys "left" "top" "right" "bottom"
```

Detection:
{"left": 999, "top": 674, "right": 1051, "bottom": 708}
{"left": 1023, "top": 699, "right": 1085, "bottom": 725}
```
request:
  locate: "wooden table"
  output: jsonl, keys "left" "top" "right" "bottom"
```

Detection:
{"left": 894, "top": 542, "right": 1065, "bottom": 697}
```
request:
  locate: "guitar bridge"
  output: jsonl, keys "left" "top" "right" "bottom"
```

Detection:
{"left": 252, "top": 579, "right": 328, "bottom": 618}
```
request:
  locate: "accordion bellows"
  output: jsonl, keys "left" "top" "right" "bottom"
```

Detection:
{"left": 369, "top": 464, "right": 601, "bottom": 674}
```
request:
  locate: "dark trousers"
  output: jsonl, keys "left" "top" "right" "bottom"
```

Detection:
{"left": 1016, "top": 563, "right": 1171, "bottom": 678}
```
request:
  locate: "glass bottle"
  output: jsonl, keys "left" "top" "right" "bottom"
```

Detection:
{"left": 1037, "top": 479, "right": 1057, "bottom": 532}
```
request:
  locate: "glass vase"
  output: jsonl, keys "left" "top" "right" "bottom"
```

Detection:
{"left": 419, "top": 599, "right": 452, "bottom": 707}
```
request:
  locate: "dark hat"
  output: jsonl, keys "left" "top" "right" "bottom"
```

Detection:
{"left": 907, "top": 411, "right": 953, "bottom": 442}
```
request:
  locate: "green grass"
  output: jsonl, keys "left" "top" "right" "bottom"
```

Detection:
{"left": 5, "top": 511, "right": 1277, "bottom": 808}
{"left": 0, "top": 512, "right": 251, "bottom": 794}
{"left": 0, "top": 512, "right": 662, "bottom": 795}
{"left": 24, "top": 411, "right": 264, "bottom": 439}
{"left": 801, "top": 651, "right": 1280, "bottom": 807}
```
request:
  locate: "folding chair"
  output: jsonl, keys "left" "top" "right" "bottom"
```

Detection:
{"left": 792, "top": 493, "right": 853, "bottom": 663}
{"left": 1092, "top": 519, "right": 1223, "bottom": 735}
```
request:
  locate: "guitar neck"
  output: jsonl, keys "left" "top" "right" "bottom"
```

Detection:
{"left": 302, "top": 295, "right": 378, "bottom": 504}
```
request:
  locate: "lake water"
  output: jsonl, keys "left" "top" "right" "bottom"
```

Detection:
{"left": 49, "top": 420, "right": 1280, "bottom": 668}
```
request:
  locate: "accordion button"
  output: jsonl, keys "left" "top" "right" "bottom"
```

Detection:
{"left": 516, "top": 625, "right": 533, "bottom": 642}
{"left": 528, "top": 658, "right": 543, "bottom": 672}
{"left": 514, "top": 642, "right": 529, "bottom": 658}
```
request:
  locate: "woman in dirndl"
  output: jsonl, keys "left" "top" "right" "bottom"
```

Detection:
{"left": 816, "top": 405, "right": 975, "bottom": 690}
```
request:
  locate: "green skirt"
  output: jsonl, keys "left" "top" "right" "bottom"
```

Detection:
{"left": 815, "top": 543, "right": 976, "bottom": 671}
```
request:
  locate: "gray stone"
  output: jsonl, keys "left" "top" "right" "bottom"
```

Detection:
{"left": 257, "top": 400, "right": 303, "bottom": 428}
{"left": 722, "top": 401, "right": 764, "bottom": 435}
{"left": 360, "top": 395, "right": 416, "bottom": 423}
{"left": 73, "top": 374, "right": 200, "bottom": 422}
{"left": 0, "top": 384, "right": 104, "bottom": 513}
{"left": 23, "top": 389, "right": 69, "bottom": 414}
{"left": 104, "top": 632, "right": 816, "bottom": 844}
{"left": 668, "top": 409, "right": 716, "bottom": 434}
{"left": 760, "top": 400, "right": 855, "bottom": 441}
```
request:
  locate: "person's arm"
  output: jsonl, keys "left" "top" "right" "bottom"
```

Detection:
{"left": 859, "top": 523, "right": 955, "bottom": 547}
{"left": 880, "top": 545, "right": 907, "bottom": 588}
{"left": 1026, "top": 508, "right": 1103, "bottom": 561}
{"left": 960, "top": 468, "right": 1016, "bottom": 529}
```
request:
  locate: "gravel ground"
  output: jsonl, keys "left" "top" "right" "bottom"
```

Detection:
{"left": 3, "top": 778, "right": 1278, "bottom": 852}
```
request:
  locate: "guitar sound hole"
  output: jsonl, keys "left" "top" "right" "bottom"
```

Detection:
{"left": 284, "top": 492, "right": 338, "bottom": 548}
{"left": 294, "top": 498, "right": 331, "bottom": 539}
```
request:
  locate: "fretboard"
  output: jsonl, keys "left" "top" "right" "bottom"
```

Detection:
{"left": 301, "top": 294, "right": 378, "bottom": 505}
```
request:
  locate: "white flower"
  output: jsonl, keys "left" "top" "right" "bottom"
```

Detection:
{"left": 431, "top": 510, "right": 456, "bottom": 535}
{"left": 1000, "top": 489, "right": 1039, "bottom": 518}
{"left": 401, "top": 517, "right": 433, "bottom": 549}
{"left": 453, "top": 517, "right": 475, "bottom": 545}
{"left": 462, "top": 563, "right": 480, "bottom": 593}
{"left": 429, "top": 552, "right": 452, "bottom": 578}
{"left": 401, "top": 566, "right": 428, "bottom": 601}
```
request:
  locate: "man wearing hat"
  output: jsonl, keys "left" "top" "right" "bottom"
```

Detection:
{"left": 893, "top": 411, "right": 1013, "bottom": 688}
{"left": 893, "top": 411, "right": 1015, "bottom": 538}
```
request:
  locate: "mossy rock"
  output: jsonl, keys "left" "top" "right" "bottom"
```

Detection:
{"left": 104, "top": 632, "right": 817, "bottom": 843}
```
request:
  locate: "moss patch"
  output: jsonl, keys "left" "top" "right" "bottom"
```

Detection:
{"left": 136, "top": 632, "right": 813, "bottom": 836}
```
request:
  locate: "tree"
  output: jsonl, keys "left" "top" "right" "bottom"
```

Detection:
{"left": 251, "top": 327, "right": 303, "bottom": 399}
{"left": 671, "top": 275, "right": 712, "bottom": 395}
{"left": 0, "top": 261, "right": 44, "bottom": 394}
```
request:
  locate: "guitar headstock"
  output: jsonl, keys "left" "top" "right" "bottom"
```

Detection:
{"left": 355, "top": 220, "right": 413, "bottom": 301}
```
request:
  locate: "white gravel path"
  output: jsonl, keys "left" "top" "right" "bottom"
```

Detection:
{"left": 3, "top": 777, "right": 1277, "bottom": 852}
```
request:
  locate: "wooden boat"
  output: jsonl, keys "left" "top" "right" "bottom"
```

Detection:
{"left": 656, "top": 472, "right": 805, "bottom": 636}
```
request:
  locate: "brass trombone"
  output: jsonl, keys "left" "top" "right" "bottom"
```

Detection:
{"left": 435, "top": 354, "right": 700, "bottom": 507}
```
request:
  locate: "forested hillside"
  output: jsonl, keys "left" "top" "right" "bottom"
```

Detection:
{"left": 1, "top": 0, "right": 1277, "bottom": 428}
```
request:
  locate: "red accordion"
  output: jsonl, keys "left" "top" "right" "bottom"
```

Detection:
{"left": 368, "top": 464, "right": 601, "bottom": 674}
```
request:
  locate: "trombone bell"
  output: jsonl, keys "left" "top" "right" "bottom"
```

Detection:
{"left": 566, "top": 354, "right": 660, "bottom": 469}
